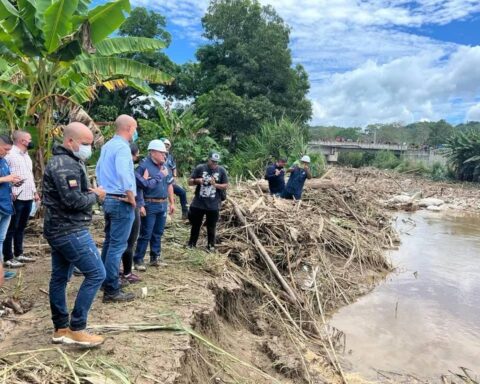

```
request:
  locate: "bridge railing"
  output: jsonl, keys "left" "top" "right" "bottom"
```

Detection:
{"left": 309, "top": 140, "right": 409, "bottom": 151}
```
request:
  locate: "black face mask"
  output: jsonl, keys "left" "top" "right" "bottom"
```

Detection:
{"left": 133, "top": 157, "right": 140, "bottom": 164}
{"left": 27, "top": 142, "right": 34, "bottom": 150}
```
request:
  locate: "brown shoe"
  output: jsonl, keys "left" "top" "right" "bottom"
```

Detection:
{"left": 52, "top": 328, "right": 70, "bottom": 344}
{"left": 62, "top": 329, "right": 105, "bottom": 347}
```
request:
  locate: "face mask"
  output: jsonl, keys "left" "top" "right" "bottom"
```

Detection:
{"left": 132, "top": 130, "right": 139, "bottom": 142}
{"left": 74, "top": 144, "right": 92, "bottom": 161}
{"left": 27, "top": 142, "right": 34, "bottom": 150}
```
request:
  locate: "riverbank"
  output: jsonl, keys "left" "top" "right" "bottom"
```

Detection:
{"left": 1, "top": 168, "right": 478, "bottom": 383}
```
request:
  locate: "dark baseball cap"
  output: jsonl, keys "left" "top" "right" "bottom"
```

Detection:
{"left": 209, "top": 152, "right": 221, "bottom": 162}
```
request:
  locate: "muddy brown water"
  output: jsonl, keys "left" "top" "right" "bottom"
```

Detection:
{"left": 331, "top": 210, "right": 480, "bottom": 380}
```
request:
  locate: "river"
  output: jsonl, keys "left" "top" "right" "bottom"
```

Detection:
{"left": 331, "top": 211, "right": 480, "bottom": 380}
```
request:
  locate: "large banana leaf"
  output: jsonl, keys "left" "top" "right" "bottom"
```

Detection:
{"left": 0, "top": 80, "right": 30, "bottom": 98}
{"left": 34, "top": 0, "right": 53, "bottom": 31}
{"left": 17, "top": 0, "right": 40, "bottom": 38}
{"left": 125, "top": 77, "right": 155, "bottom": 95}
{"left": 94, "top": 37, "right": 167, "bottom": 56}
{"left": 43, "top": 0, "right": 78, "bottom": 53}
{"left": 70, "top": 57, "right": 174, "bottom": 84}
{"left": 87, "top": 0, "right": 131, "bottom": 44}
{"left": 0, "top": 0, "right": 19, "bottom": 32}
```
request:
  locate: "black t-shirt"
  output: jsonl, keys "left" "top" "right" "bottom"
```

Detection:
{"left": 190, "top": 164, "right": 228, "bottom": 211}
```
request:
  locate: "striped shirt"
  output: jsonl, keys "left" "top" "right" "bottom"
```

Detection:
{"left": 5, "top": 145, "right": 36, "bottom": 201}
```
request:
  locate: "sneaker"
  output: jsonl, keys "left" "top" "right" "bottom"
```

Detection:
{"left": 4, "top": 259, "right": 24, "bottom": 268}
{"left": 60, "top": 329, "right": 104, "bottom": 347}
{"left": 206, "top": 244, "right": 215, "bottom": 253}
{"left": 182, "top": 209, "right": 189, "bottom": 220}
{"left": 3, "top": 271, "right": 16, "bottom": 280}
{"left": 186, "top": 243, "right": 196, "bottom": 249}
{"left": 120, "top": 276, "right": 130, "bottom": 288}
{"left": 52, "top": 328, "right": 70, "bottom": 344}
{"left": 133, "top": 263, "right": 146, "bottom": 272}
{"left": 124, "top": 273, "right": 142, "bottom": 284}
{"left": 103, "top": 290, "right": 135, "bottom": 303}
{"left": 16, "top": 255, "right": 36, "bottom": 263}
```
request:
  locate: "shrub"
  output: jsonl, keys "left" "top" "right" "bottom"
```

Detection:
{"left": 372, "top": 151, "right": 400, "bottom": 169}
{"left": 338, "top": 152, "right": 368, "bottom": 168}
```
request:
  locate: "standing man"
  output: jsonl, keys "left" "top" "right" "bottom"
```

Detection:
{"left": 187, "top": 152, "right": 228, "bottom": 251}
{"left": 3, "top": 130, "right": 40, "bottom": 267}
{"left": 43, "top": 123, "right": 106, "bottom": 347}
{"left": 0, "top": 135, "right": 22, "bottom": 281}
{"left": 96, "top": 115, "right": 137, "bottom": 303}
{"left": 163, "top": 138, "right": 188, "bottom": 219}
{"left": 265, "top": 158, "right": 287, "bottom": 196}
{"left": 281, "top": 155, "right": 312, "bottom": 200}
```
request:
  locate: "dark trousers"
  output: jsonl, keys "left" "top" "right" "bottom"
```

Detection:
{"left": 121, "top": 208, "right": 141, "bottom": 275}
{"left": 188, "top": 206, "right": 219, "bottom": 247}
{"left": 3, "top": 199, "right": 33, "bottom": 261}
{"left": 48, "top": 230, "right": 106, "bottom": 331}
{"left": 173, "top": 184, "right": 188, "bottom": 211}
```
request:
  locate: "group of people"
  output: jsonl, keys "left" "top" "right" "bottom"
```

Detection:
{"left": 0, "top": 117, "right": 313, "bottom": 348}
{"left": 265, "top": 155, "right": 312, "bottom": 199}
{"left": 1, "top": 115, "right": 229, "bottom": 347}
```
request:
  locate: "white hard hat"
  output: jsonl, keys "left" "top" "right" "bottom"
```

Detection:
{"left": 300, "top": 155, "right": 311, "bottom": 163}
{"left": 148, "top": 139, "right": 167, "bottom": 152}
{"left": 163, "top": 138, "right": 171, "bottom": 146}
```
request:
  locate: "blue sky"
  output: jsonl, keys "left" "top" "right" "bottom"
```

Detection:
{"left": 95, "top": 1, "right": 480, "bottom": 127}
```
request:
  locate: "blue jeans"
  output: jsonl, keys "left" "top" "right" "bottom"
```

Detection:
{"left": 173, "top": 184, "right": 188, "bottom": 211}
{"left": 101, "top": 198, "right": 134, "bottom": 296}
{"left": 133, "top": 202, "right": 167, "bottom": 264}
{"left": 3, "top": 199, "right": 32, "bottom": 261}
{"left": 0, "top": 213, "right": 11, "bottom": 263}
{"left": 48, "top": 230, "right": 106, "bottom": 331}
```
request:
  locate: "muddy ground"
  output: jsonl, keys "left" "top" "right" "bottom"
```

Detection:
{"left": 1, "top": 167, "right": 478, "bottom": 384}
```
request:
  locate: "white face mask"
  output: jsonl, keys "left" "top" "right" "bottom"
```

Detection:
{"left": 74, "top": 144, "right": 92, "bottom": 161}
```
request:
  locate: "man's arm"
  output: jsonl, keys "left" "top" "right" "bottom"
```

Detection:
{"left": 50, "top": 162, "right": 97, "bottom": 211}
{"left": 304, "top": 166, "right": 312, "bottom": 179}
{"left": 167, "top": 183, "right": 175, "bottom": 215}
{"left": 115, "top": 147, "right": 135, "bottom": 205}
{"left": 212, "top": 169, "right": 229, "bottom": 190}
{"left": 265, "top": 165, "right": 275, "bottom": 180}
{"left": 188, "top": 166, "right": 203, "bottom": 186}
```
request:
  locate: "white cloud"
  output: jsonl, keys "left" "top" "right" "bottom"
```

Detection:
{"left": 466, "top": 103, "right": 480, "bottom": 121}
{"left": 132, "top": 0, "right": 480, "bottom": 126}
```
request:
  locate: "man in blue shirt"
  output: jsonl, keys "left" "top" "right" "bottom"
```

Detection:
{"left": 0, "top": 135, "right": 21, "bottom": 282}
{"left": 265, "top": 158, "right": 287, "bottom": 196}
{"left": 281, "top": 155, "right": 312, "bottom": 200}
{"left": 163, "top": 138, "right": 188, "bottom": 219}
{"left": 96, "top": 115, "right": 138, "bottom": 303}
{"left": 133, "top": 140, "right": 175, "bottom": 270}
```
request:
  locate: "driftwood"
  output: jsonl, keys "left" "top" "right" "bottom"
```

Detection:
{"left": 228, "top": 197, "right": 300, "bottom": 305}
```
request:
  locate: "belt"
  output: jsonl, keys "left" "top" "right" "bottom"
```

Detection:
{"left": 106, "top": 193, "right": 127, "bottom": 198}
{"left": 145, "top": 198, "right": 167, "bottom": 203}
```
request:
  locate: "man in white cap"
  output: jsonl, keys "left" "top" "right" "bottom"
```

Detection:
{"left": 162, "top": 138, "right": 189, "bottom": 219}
{"left": 281, "top": 155, "right": 312, "bottom": 200}
{"left": 133, "top": 140, "right": 175, "bottom": 271}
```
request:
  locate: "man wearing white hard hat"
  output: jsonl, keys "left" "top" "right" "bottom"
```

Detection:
{"left": 162, "top": 138, "right": 189, "bottom": 219}
{"left": 281, "top": 155, "right": 312, "bottom": 200}
{"left": 133, "top": 140, "right": 175, "bottom": 271}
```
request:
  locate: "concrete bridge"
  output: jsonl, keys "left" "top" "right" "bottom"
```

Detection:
{"left": 308, "top": 140, "right": 446, "bottom": 165}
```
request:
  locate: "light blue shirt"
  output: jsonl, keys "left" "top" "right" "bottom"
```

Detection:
{"left": 96, "top": 135, "right": 136, "bottom": 195}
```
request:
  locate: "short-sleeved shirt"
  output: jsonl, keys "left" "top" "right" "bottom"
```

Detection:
{"left": 285, "top": 166, "right": 309, "bottom": 197}
{"left": 265, "top": 163, "right": 285, "bottom": 194}
{"left": 0, "top": 158, "right": 13, "bottom": 215}
{"left": 190, "top": 164, "right": 228, "bottom": 211}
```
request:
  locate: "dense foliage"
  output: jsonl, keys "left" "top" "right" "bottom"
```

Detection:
{"left": 444, "top": 129, "right": 480, "bottom": 181}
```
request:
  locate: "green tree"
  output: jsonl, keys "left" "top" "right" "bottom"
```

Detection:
{"left": 0, "top": 0, "right": 172, "bottom": 172}
{"left": 195, "top": 0, "right": 312, "bottom": 150}
{"left": 444, "top": 129, "right": 480, "bottom": 181}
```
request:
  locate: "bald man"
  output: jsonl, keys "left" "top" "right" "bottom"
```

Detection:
{"left": 96, "top": 114, "right": 137, "bottom": 303}
{"left": 43, "top": 122, "right": 106, "bottom": 347}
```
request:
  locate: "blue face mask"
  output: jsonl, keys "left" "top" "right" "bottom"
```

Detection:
{"left": 132, "top": 130, "right": 139, "bottom": 142}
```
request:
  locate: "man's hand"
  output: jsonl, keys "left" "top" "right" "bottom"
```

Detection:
{"left": 274, "top": 169, "right": 281, "bottom": 176}
{"left": 34, "top": 192, "right": 41, "bottom": 202}
{"left": 195, "top": 178, "right": 204, "bottom": 185}
{"left": 143, "top": 168, "right": 150, "bottom": 180}
{"left": 210, "top": 177, "right": 216, "bottom": 186}
{"left": 139, "top": 206, "right": 147, "bottom": 217}
{"left": 169, "top": 204, "right": 175, "bottom": 216}
{"left": 161, "top": 167, "right": 169, "bottom": 177}
{"left": 89, "top": 186, "right": 106, "bottom": 201}
{"left": 4, "top": 174, "right": 22, "bottom": 184}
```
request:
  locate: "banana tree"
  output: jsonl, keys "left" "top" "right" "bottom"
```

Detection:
{"left": 0, "top": 0, "right": 173, "bottom": 174}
